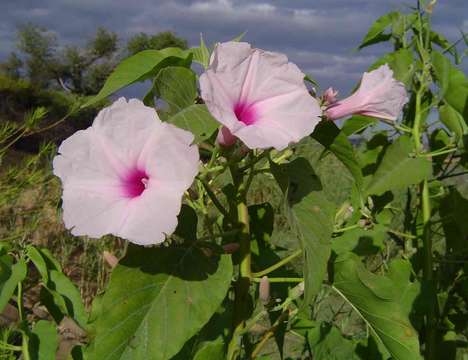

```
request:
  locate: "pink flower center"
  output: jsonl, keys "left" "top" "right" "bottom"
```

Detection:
{"left": 122, "top": 168, "right": 149, "bottom": 198}
{"left": 234, "top": 102, "right": 256, "bottom": 125}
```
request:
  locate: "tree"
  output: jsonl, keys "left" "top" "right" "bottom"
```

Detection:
{"left": 16, "top": 23, "right": 59, "bottom": 87}
{"left": 58, "top": 27, "right": 118, "bottom": 94}
{"left": 127, "top": 31, "right": 188, "bottom": 55}
{"left": 1, "top": 24, "right": 188, "bottom": 95}
{"left": 0, "top": 52, "right": 23, "bottom": 79}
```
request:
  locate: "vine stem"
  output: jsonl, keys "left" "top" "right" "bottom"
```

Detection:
{"left": 252, "top": 249, "right": 302, "bottom": 278}
{"left": 17, "top": 282, "right": 31, "bottom": 360}
{"left": 422, "top": 179, "right": 436, "bottom": 360}
{"left": 252, "top": 277, "right": 303, "bottom": 283}
{"left": 227, "top": 159, "right": 252, "bottom": 360}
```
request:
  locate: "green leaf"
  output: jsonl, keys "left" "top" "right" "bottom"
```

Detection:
{"left": 29, "top": 320, "right": 58, "bottom": 360}
{"left": 271, "top": 158, "right": 335, "bottom": 305}
{"left": 168, "top": 104, "right": 218, "bottom": 143}
{"left": 333, "top": 254, "right": 422, "bottom": 360}
{"left": 359, "top": 12, "right": 399, "bottom": 49}
{"left": 48, "top": 270, "right": 87, "bottom": 327}
{"left": 341, "top": 115, "right": 376, "bottom": 136}
{"left": 154, "top": 66, "right": 197, "bottom": 116}
{"left": 26, "top": 247, "right": 86, "bottom": 327}
{"left": 27, "top": 246, "right": 51, "bottom": 283}
{"left": 231, "top": 31, "right": 247, "bottom": 42}
{"left": 366, "top": 135, "right": 432, "bottom": 196}
{"left": 193, "top": 338, "right": 224, "bottom": 360}
{"left": 308, "top": 323, "right": 358, "bottom": 360}
{"left": 432, "top": 51, "right": 468, "bottom": 118}
{"left": 332, "top": 224, "right": 386, "bottom": 257}
{"left": 312, "top": 121, "right": 364, "bottom": 194}
{"left": 85, "top": 245, "right": 233, "bottom": 360}
{"left": 439, "top": 103, "right": 468, "bottom": 140}
{"left": 0, "top": 258, "right": 27, "bottom": 312}
{"left": 83, "top": 48, "right": 191, "bottom": 108}
{"left": 387, "top": 259, "right": 421, "bottom": 319}
{"left": 369, "top": 48, "right": 414, "bottom": 86}
{"left": 190, "top": 34, "right": 210, "bottom": 69}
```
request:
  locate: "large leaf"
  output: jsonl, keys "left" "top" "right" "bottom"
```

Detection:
{"left": 312, "top": 121, "right": 364, "bottom": 194}
{"left": 366, "top": 135, "right": 432, "bottom": 196}
{"left": 154, "top": 66, "right": 197, "bottom": 116}
{"left": 333, "top": 254, "right": 422, "bottom": 360}
{"left": 341, "top": 115, "right": 376, "bottom": 136}
{"left": 193, "top": 338, "right": 224, "bottom": 360}
{"left": 83, "top": 48, "right": 191, "bottom": 108}
{"left": 359, "top": 12, "right": 399, "bottom": 49}
{"left": 0, "top": 258, "right": 27, "bottom": 312}
{"left": 308, "top": 323, "right": 358, "bottom": 360}
{"left": 168, "top": 104, "right": 219, "bottom": 143}
{"left": 432, "top": 51, "right": 468, "bottom": 118}
{"left": 369, "top": 48, "right": 414, "bottom": 86}
{"left": 29, "top": 320, "right": 58, "bottom": 360}
{"left": 86, "top": 245, "right": 232, "bottom": 360}
{"left": 332, "top": 224, "right": 386, "bottom": 257}
{"left": 271, "top": 158, "right": 335, "bottom": 305}
{"left": 439, "top": 102, "right": 468, "bottom": 141}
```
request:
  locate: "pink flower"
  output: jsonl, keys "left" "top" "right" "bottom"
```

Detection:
{"left": 53, "top": 98, "right": 199, "bottom": 245}
{"left": 200, "top": 42, "right": 322, "bottom": 151}
{"left": 322, "top": 87, "right": 338, "bottom": 105}
{"left": 216, "top": 126, "right": 237, "bottom": 147}
{"left": 325, "top": 64, "right": 408, "bottom": 121}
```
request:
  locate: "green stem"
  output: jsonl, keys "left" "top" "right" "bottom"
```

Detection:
{"left": 238, "top": 201, "right": 251, "bottom": 279}
{"left": 17, "top": 282, "right": 24, "bottom": 322}
{"left": 252, "top": 249, "right": 302, "bottom": 277}
{"left": 251, "top": 309, "right": 293, "bottom": 358}
{"left": 227, "top": 162, "right": 252, "bottom": 360}
{"left": 17, "top": 282, "right": 31, "bottom": 360}
{"left": 387, "top": 229, "right": 417, "bottom": 240}
{"left": 333, "top": 223, "right": 361, "bottom": 233}
{"left": 0, "top": 341, "right": 22, "bottom": 352}
{"left": 198, "top": 177, "right": 230, "bottom": 218}
{"left": 420, "top": 148, "right": 457, "bottom": 158}
{"left": 412, "top": 89, "right": 423, "bottom": 152}
{"left": 422, "top": 179, "right": 436, "bottom": 360}
{"left": 253, "top": 277, "right": 303, "bottom": 283}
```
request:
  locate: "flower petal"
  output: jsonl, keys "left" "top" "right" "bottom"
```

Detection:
{"left": 116, "top": 187, "right": 182, "bottom": 245}
{"left": 53, "top": 98, "right": 199, "bottom": 245}
{"left": 200, "top": 41, "right": 322, "bottom": 150}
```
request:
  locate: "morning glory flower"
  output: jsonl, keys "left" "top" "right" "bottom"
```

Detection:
{"left": 53, "top": 98, "right": 199, "bottom": 245}
{"left": 325, "top": 64, "right": 408, "bottom": 121}
{"left": 200, "top": 41, "right": 322, "bottom": 150}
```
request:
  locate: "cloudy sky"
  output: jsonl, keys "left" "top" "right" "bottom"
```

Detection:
{"left": 1, "top": 0, "right": 467, "bottom": 95}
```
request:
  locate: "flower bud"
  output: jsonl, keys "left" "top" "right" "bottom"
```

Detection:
{"left": 325, "top": 64, "right": 408, "bottom": 121}
{"left": 259, "top": 276, "right": 270, "bottom": 304}
{"left": 322, "top": 87, "right": 338, "bottom": 105}
{"left": 216, "top": 126, "right": 237, "bottom": 147}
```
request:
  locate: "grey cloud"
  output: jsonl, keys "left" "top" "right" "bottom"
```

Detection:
{"left": 0, "top": 0, "right": 467, "bottom": 94}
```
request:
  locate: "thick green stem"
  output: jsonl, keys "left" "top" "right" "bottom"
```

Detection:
{"left": 227, "top": 162, "right": 252, "bottom": 360}
{"left": 238, "top": 201, "right": 251, "bottom": 279}
{"left": 422, "top": 179, "right": 436, "bottom": 360}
